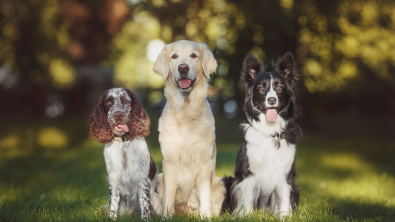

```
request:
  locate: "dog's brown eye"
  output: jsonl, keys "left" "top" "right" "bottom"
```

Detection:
{"left": 259, "top": 87, "right": 264, "bottom": 91}
{"left": 171, "top": 54, "right": 178, "bottom": 59}
{"left": 190, "top": 53, "right": 197, "bottom": 58}
{"left": 277, "top": 86, "right": 283, "bottom": 90}
{"left": 124, "top": 100, "right": 129, "bottom": 103}
{"left": 106, "top": 101, "right": 112, "bottom": 105}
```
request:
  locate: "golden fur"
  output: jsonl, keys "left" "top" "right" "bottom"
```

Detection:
{"left": 153, "top": 40, "right": 226, "bottom": 218}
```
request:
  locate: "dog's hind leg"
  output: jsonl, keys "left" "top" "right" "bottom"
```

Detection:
{"left": 211, "top": 176, "right": 226, "bottom": 215}
{"left": 150, "top": 174, "right": 163, "bottom": 214}
{"left": 287, "top": 160, "right": 300, "bottom": 210}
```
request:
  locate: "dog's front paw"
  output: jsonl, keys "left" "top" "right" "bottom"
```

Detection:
{"left": 161, "top": 211, "right": 173, "bottom": 221}
{"left": 278, "top": 211, "right": 292, "bottom": 221}
{"left": 200, "top": 210, "right": 212, "bottom": 220}
{"left": 140, "top": 214, "right": 149, "bottom": 221}
{"left": 109, "top": 210, "right": 117, "bottom": 220}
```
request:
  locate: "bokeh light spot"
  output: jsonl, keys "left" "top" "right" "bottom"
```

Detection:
{"left": 146, "top": 39, "right": 165, "bottom": 63}
{"left": 38, "top": 127, "right": 68, "bottom": 148}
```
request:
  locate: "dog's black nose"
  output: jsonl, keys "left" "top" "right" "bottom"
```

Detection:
{"left": 268, "top": 97, "right": 276, "bottom": 105}
{"left": 113, "top": 111, "right": 124, "bottom": 120}
{"left": 178, "top": 64, "right": 189, "bottom": 73}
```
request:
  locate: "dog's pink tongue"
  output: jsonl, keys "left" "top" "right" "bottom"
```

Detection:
{"left": 117, "top": 124, "right": 129, "bottom": 132}
{"left": 178, "top": 79, "right": 191, "bottom": 89}
{"left": 266, "top": 109, "right": 278, "bottom": 122}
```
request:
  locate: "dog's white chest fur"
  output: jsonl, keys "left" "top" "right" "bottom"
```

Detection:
{"left": 234, "top": 114, "right": 295, "bottom": 216}
{"left": 245, "top": 117, "right": 295, "bottom": 186}
{"left": 104, "top": 138, "right": 150, "bottom": 199}
{"left": 158, "top": 100, "right": 215, "bottom": 166}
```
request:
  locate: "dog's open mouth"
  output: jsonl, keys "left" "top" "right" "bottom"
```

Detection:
{"left": 177, "top": 78, "right": 196, "bottom": 89}
{"left": 264, "top": 108, "right": 279, "bottom": 122}
{"left": 114, "top": 124, "right": 129, "bottom": 133}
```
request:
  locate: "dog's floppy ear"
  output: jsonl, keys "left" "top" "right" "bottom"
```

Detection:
{"left": 199, "top": 43, "right": 217, "bottom": 78}
{"left": 153, "top": 45, "right": 170, "bottom": 81}
{"left": 89, "top": 91, "right": 114, "bottom": 143}
{"left": 242, "top": 53, "right": 264, "bottom": 87}
{"left": 125, "top": 89, "right": 150, "bottom": 139}
{"left": 276, "top": 52, "right": 299, "bottom": 85}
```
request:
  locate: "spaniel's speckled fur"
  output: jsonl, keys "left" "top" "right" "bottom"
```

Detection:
{"left": 89, "top": 88, "right": 162, "bottom": 220}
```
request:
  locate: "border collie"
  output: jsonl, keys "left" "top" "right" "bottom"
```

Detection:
{"left": 231, "top": 52, "right": 301, "bottom": 218}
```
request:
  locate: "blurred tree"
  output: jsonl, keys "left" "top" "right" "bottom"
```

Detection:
{"left": 0, "top": 0, "right": 394, "bottom": 138}
{"left": 0, "top": 0, "right": 67, "bottom": 116}
{"left": 0, "top": 0, "right": 130, "bottom": 116}
{"left": 61, "top": 0, "right": 130, "bottom": 115}
{"left": 62, "top": 0, "right": 129, "bottom": 64}
{"left": 296, "top": 0, "right": 395, "bottom": 136}
{"left": 223, "top": 0, "right": 298, "bottom": 108}
{"left": 297, "top": 0, "right": 395, "bottom": 93}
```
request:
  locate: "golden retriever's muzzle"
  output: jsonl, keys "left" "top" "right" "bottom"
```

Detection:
{"left": 176, "top": 63, "right": 196, "bottom": 93}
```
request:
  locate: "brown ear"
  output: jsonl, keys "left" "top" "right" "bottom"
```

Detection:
{"left": 89, "top": 91, "right": 114, "bottom": 143}
{"left": 125, "top": 89, "right": 150, "bottom": 139}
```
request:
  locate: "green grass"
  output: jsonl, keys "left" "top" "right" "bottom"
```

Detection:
{"left": 0, "top": 115, "right": 394, "bottom": 221}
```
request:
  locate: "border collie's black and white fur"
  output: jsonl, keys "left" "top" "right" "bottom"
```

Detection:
{"left": 231, "top": 53, "right": 301, "bottom": 218}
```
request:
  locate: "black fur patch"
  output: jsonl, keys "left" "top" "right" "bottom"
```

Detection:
{"left": 244, "top": 92, "right": 262, "bottom": 123}
{"left": 148, "top": 156, "right": 157, "bottom": 181}
{"left": 286, "top": 160, "right": 300, "bottom": 210}
{"left": 283, "top": 120, "right": 302, "bottom": 145}
{"left": 234, "top": 140, "right": 253, "bottom": 181}
{"left": 221, "top": 176, "right": 235, "bottom": 213}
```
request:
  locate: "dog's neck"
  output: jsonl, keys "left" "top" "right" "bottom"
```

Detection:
{"left": 242, "top": 114, "right": 286, "bottom": 138}
{"left": 164, "top": 77, "right": 208, "bottom": 119}
{"left": 113, "top": 134, "right": 129, "bottom": 142}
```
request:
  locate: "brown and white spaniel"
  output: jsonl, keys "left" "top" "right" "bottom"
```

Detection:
{"left": 89, "top": 88, "right": 162, "bottom": 220}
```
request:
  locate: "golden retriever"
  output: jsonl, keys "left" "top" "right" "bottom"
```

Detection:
{"left": 153, "top": 40, "right": 226, "bottom": 218}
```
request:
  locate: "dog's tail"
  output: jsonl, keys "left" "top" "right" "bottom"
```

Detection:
{"left": 221, "top": 175, "right": 235, "bottom": 214}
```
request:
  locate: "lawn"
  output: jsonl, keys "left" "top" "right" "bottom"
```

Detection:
{"left": 0, "top": 114, "right": 394, "bottom": 221}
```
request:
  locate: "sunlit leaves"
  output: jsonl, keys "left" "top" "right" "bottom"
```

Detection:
{"left": 105, "top": 0, "right": 247, "bottom": 95}
{"left": 298, "top": 0, "right": 395, "bottom": 92}
{"left": 49, "top": 59, "right": 75, "bottom": 88}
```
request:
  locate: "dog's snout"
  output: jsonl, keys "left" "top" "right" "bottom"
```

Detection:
{"left": 268, "top": 97, "right": 276, "bottom": 105}
{"left": 178, "top": 64, "right": 189, "bottom": 73}
{"left": 113, "top": 111, "right": 124, "bottom": 121}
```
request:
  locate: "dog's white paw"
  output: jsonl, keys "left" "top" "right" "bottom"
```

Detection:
{"left": 109, "top": 211, "right": 117, "bottom": 220}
